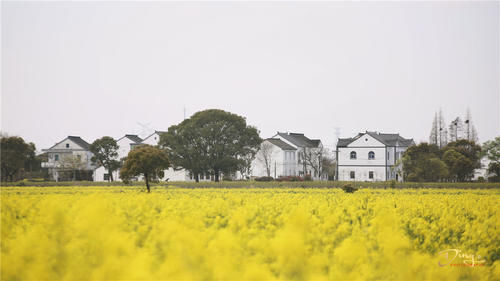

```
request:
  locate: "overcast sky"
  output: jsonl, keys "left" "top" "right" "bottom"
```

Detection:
{"left": 2, "top": 1, "right": 499, "bottom": 151}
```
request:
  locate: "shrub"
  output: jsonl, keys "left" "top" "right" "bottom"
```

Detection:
{"left": 304, "top": 175, "right": 312, "bottom": 181}
{"left": 341, "top": 184, "right": 358, "bottom": 193}
{"left": 254, "top": 176, "right": 274, "bottom": 182}
{"left": 276, "top": 176, "right": 304, "bottom": 182}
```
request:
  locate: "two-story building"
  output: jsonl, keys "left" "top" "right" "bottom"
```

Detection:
{"left": 251, "top": 138, "right": 297, "bottom": 178}
{"left": 41, "top": 136, "right": 95, "bottom": 181}
{"left": 271, "top": 132, "right": 325, "bottom": 180}
{"left": 336, "top": 131, "right": 414, "bottom": 182}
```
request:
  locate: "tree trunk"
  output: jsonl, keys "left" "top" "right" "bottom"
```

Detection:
{"left": 109, "top": 170, "right": 114, "bottom": 182}
{"left": 73, "top": 170, "right": 76, "bottom": 181}
{"left": 195, "top": 173, "right": 199, "bottom": 183}
{"left": 145, "top": 173, "right": 150, "bottom": 193}
{"left": 215, "top": 169, "right": 220, "bottom": 182}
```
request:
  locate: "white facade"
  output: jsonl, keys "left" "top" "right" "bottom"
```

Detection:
{"left": 271, "top": 132, "right": 325, "bottom": 180}
{"left": 41, "top": 136, "right": 95, "bottom": 181}
{"left": 337, "top": 132, "right": 414, "bottom": 182}
{"left": 251, "top": 139, "right": 297, "bottom": 178}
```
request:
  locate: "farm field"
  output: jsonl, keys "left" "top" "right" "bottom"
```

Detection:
{"left": 1, "top": 186, "right": 499, "bottom": 281}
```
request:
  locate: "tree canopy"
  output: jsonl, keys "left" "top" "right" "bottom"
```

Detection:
{"left": 1, "top": 136, "right": 36, "bottom": 181}
{"left": 402, "top": 140, "right": 481, "bottom": 182}
{"left": 402, "top": 143, "right": 448, "bottom": 182}
{"left": 482, "top": 136, "right": 500, "bottom": 182}
{"left": 90, "top": 136, "right": 120, "bottom": 181}
{"left": 119, "top": 145, "right": 170, "bottom": 192}
{"left": 160, "top": 109, "right": 262, "bottom": 182}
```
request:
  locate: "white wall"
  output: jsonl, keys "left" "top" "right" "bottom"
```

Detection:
{"left": 338, "top": 166, "right": 386, "bottom": 181}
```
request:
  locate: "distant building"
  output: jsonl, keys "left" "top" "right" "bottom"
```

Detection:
{"left": 251, "top": 132, "right": 325, "bottom": 180}
{"left": 41, "top": 136, "right": 95, "bottom": 181}
{"left": 94, "top": 134, "right": 143, "bottom": 182}
{"left": 251, "top": 138, "right": 297, "bottom": 178}
{"left": 336, "top": 131, "right": 415, "bottom": 182}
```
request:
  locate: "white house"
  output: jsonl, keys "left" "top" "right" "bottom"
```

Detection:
{"left": 250, "top": 132, "right": 325, "bottom": 180}
{"left": 252, "top": 138, "right": 297, "bottom": 178}
{"left": 41, "top": 136, "right": 95, "bottom": 181}
{"left": 271, "top": 132, "right": 325, "bottom": 180}
{"left": 94, "top": 134, "right": 143, "bottom": 181}
{"left": 336, "top": 131, "right": 415, "bottom": 182}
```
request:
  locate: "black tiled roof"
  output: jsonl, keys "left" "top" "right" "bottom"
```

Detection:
{"left": 124, "top": 134, "right": 143, "bottom": 144}
{"left": 266, "top": 138, "right": 297, "bottom": 150}
{"left": 276, "top": 132, "right": 320, "bottom": 148}
{"left": 67, "top": 136, "right": 91, "bottom": 150}
{"left": 337, "top": 131, "right": 414, "bottom": 147}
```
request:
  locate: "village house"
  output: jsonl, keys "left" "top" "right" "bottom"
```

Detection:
{"left": 336, "top": 131, "right": 415, "bottom": 182}
{"left": 93, "top": 134, "right": 143, "bottom": 181}
{"left": 41, "top": 136, "right": 95, "bottom": 181}
{"left": 251, "top": 132, "right": 325, "bottom": 180}
{"left": 251, "top": 138, "right": 297, "bottom": 178}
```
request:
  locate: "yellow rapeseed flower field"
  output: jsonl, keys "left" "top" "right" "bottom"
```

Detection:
{"left": 1, "top": 187, "right": 499, "bottom": 280}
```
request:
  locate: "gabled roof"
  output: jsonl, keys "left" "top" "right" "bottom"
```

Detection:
{"left": 276, "top": 132, "right": 321, "bottom": 148}
{"left": 124, "top": 134, "right": 143, "bottom": 143}
{"left": 67, "top": 136, "right": 91, "bottom": 150}
{"left": 266, "top": 138, "right": 297, "bottom": 151}
{"left": 45, "top": 136, "right": 91, "bottom": 151}
{"left": 142, "top": 130, "right": 166, "bottom": 143}
{"left": 337, "top": 131, "right": 415, "bottom": 147}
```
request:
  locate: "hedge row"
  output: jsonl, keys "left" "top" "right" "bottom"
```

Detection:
{"left": 1, "top": 179, "right": 499, "bottom": 189}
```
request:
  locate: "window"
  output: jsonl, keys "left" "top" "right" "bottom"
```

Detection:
{"left": 104, "top": 174, "right": 110, "bottom": 181}
{"left": 206, "top": 173, "right": 210, "bottom": 180}
{"left": 77, "top": 155, "right": 81, "bottom": 160}
{"left": 66, "top": 143, "right": 70, "bottom": 148}
{"left": 350, "top": 171, "right": 355, "bottom": 179}
{"left": 369, "top": 171, "right": 374, "bottom": 179}
{"left": 54, "top": 154, "right": 59, "bottom": 161}
{"left": 350, "top": 151, "right": 357, "bottom": 159}
{"left": 368, "top": 151, "right": 375, "bottom": 160}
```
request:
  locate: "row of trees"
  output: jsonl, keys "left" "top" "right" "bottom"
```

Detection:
{"left": 429, "top": 108, "right": 478, "bottom": 148}
{"left": 401, "top": 138, "right": 500, "bottom": 182}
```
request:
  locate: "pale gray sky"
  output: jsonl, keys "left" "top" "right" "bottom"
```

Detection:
{"left": 2, "top": 1, "right": 499, "bottom": 150}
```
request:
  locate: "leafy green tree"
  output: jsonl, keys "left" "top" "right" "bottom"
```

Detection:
{"left": 160, "top": 109, "right": 262, "bottom": 182}
{"left": 442, "top": 149, "right": 473, "bottom": 182}
{"left": 0, "top": 136, "right": 35, "bottom": 181}
{"left": 483, "top": 137, "right": 500, "bottom": 181}
{"left": 119, "top": 145, "right": 169, "bottom": 192}
{"left": 442, "top": 140, "right": 481, "bottom": 181}
{"left": 402, "top": 143, "right": 448, "bottom": 182}
{"left": 90, "top": 136, "right": 120, "bottom": 182}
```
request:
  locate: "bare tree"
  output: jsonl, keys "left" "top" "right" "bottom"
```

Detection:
{"left": 464, "top": 108, "right": 478, "bottom": 143}
{"left": 256, "top": 142, "right": 274, "bottom": 177}
{"left": 438, "top": 109, "right": 448, "bottom": 148}
{"left": 449, "top": 117, "right": 464, "bottom": 142}
{"left": 58, "top": 154, "right": 86, "bottom": 181}
{"left": 429, "top": 112, "right": 439, "bottom": 146}
{"left": 301, "top": 146, "right": 325, "bottom": 179}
